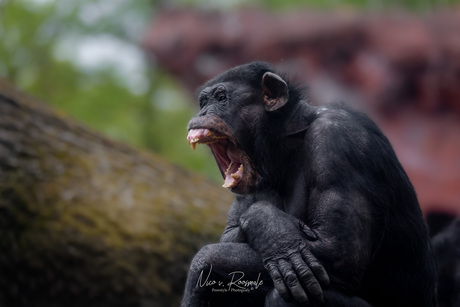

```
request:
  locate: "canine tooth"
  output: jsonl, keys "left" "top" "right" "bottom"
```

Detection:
{"left": 225, "top": 161, "right": 233, "bottom": 175}
{"left": 190, "top": 142, "right": 196, "bottom": 150}
{"left": 206, "top": 130, "right": 212, "bottom": 136}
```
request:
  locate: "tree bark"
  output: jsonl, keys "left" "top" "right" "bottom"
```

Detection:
{"left": 0, "top": 79, "right": 232, "bottom": 307}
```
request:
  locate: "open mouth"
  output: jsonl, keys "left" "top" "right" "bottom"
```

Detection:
{"left": 187, "top": 128, "right": 243, "bottom": 189}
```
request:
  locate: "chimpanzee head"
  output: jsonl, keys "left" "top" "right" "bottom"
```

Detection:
{"left": 186, "top": 62, "right": 294, "bottom": 194}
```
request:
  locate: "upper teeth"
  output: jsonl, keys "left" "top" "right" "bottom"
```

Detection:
{"left": 225, "top": 161, "right": 233, "bottom": 175}
{"left": 187, "top": 129, "right": 227, "bottom": 150}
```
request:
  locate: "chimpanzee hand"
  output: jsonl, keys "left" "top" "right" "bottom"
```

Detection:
{"left": 240, "top": 201, "right": 330, "bottom": 306}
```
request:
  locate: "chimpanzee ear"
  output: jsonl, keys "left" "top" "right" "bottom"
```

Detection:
{"left": 262, "top": 72, "right": 289, "bottom": 112}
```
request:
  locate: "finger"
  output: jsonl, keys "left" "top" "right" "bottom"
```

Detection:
{"left": 290, "top": 253, "right": 324, "bottom": 303}
{"left": 265, "top": 261, "right": 290, "bottom": 301}
{"left": 298, "top": 220, "right": 318, "bottom": 240}
{"left": 278, "top": 258, "right": 310, "bottom": 306}
{"left": 301, "top": 246, "right": 330, "bottom": 287}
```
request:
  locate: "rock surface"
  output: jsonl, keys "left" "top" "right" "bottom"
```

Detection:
{"left": 0, "top": 79, "right": 232, "bottom": 307}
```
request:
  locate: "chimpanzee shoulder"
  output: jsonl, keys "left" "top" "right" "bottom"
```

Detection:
{"left": 307, "top": 104, "right": 391, "bottom": 158}
{"left": 311, "top": 103, "right": 381, "bottom": 136}
{"left": 302, "top": 103, "right": 407, "bottom": 195}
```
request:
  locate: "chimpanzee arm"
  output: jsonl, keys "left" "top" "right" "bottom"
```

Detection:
{"left": 240, "top": 194, "right": 373, "bottom": 306}
{"left": 220, "top": 193, "right": 333, "bottom": 306}
{"left": 240, "top": 202, "right": 331, "bottom": 306}
{"left": 306, "top": 189, "right": 373, "bottom": 291}
{"left": 239, "top": 113, "right": 379, "bottom": 306}
{"left": 220, "top": 196, "right": 252, "bottom": 243}
{"left": 300, "top": 112, "right": 378, "bottom": 292}
{"left": 220, "top": 191, "right": 283, "bottom": 243}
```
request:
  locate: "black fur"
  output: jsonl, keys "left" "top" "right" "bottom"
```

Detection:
{"left": 432, "top": 218, "right": 460, "bottom": 307}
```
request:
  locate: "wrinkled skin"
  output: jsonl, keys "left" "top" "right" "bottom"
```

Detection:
{"left": 182, "top": 62, "right": 436, "bottom": 307}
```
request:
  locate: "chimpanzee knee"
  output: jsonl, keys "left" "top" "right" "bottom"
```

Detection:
{"left": 181, "top": 245, "right": 215, "bottom": 307}
{"left": 188, "top": 244, "right": 214, "bottom": 273}
{"left": 182, "top": 243, "right": 272, "bottom": 307}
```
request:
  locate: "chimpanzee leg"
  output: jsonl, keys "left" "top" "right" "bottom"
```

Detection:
{"left": 181, "top": 243, "right": 273, "bottom": 307}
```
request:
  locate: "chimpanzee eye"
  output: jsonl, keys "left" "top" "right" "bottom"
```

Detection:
{"left": 217, "top": 93, "right": 226, "bottom": 102}
{"left": 213, "top": 86, "right": 227, "bottom": 102}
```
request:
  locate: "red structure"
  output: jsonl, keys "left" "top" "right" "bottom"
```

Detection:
{"left": 143, "top": 9, "right": 460, "bottom": 217}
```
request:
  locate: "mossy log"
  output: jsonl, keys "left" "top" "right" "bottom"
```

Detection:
{"left": 0, "top": 79, "right": 232, "bottom": 307}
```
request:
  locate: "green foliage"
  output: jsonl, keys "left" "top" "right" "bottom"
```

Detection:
{"left": 0, "top": 0, "right": 220, "bottom": 181}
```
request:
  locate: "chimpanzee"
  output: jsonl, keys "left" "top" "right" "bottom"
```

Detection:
{"left": 183, "top": 62, "right": 436, "bottom": 306}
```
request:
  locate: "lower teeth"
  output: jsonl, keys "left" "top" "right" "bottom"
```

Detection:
{"left": 222, "top": 163, "right": 243, "bottom": 189}
{"left": 231, "top": 173, "right": 241, "bottom": 180}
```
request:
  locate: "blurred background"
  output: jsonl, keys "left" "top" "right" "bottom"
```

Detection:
{"left": 3, "top": 0, "right": 460, "bottom": 197}
{"left": 1, "top": 0, "right": 460, "bottom": 306}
